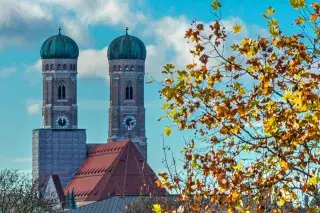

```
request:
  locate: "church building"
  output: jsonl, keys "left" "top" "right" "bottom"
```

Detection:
{"left": 32, "top": 28, "right": 165, "bottom": 209}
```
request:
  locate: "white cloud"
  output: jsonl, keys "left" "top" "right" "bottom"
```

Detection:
{"left": 26, "top": 99, "right": 41, "bottom": 115}
{"left": 0, "top": 67, "right": 16, "bottom": 78}
{"left": 0, "top": 0, "right": 55, "bottom": 50}
{"left": 24, "top": 47, "right": 110, "bottom": 82}
{"left": 0, "top": 0, "right": 146, "bottom": 49}
{"left": 78, "top": 46, "right": 109, "bottom": 79}
{"left": 60, "top": 17, "right": 90, "bottom": 45}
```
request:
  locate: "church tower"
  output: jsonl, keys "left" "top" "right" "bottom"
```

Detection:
{"left": 107, "top": 28, "right": 147, "bottom": 160}
{"left": 32, "top": 29, "right": 87, "bottom": 187}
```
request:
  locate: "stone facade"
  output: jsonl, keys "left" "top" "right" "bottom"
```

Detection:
{"left": 107, "top": 59, "right": 147, "bottom": 160}
{"left": 32, "top": 56, "right": 87, "bottom": 187}
{"left": 42, "top": 59, "right": 78, "bottom": 129}
{"left": 32, "top": 129, "right": 87, "bottom": 187}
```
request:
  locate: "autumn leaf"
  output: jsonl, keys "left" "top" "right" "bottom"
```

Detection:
{"left": 310, "top": 13, "right": 318, "bottom": 22}
{"left": 233, "top": 24, "right": 242, "bottom": 34}
{"left": 295, "top": 17, "right": 305, "bottom": 25}
{"left": 234, "top": 163, "right": 243, "bottom": 171}
{"left": 197, "top": 24, "right": 204, "bottom": 31}
{"left": 280, "top": 160, "right": 289, "bottom": 171}
{"left": 155, "top": 179, "right": 162, "bottom": 188}
{"left": 152, "top": 204, "right": 162, "bottom": 213}
{"left": 191, "top": 204, "right": 200, "bottom": 212}
{"left": 158, "top": 0, "right": 320, "bottom": 212}
{"left": 289, "top": 0, "right": 306, "bottom": 9}
{"left": 211, "top": 0, "right": 221, "bottom": 10}
{"left": 264, "top": 6, "right": 275, "bottom": 17}
{"left": 278, "top": 198, "right": 286, "bottom": 207}
{"left": 163, "top": 126, "right": 172, "bottom": 136}
{"left": 231, "top": 191, "right": 241, "bottom": 200}
{"left": 309, "top": 176, "right": 318, "bottom": 185}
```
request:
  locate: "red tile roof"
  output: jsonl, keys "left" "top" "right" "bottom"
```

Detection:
{"left": 64, "top": 141, "right": 166, "bottom": 202}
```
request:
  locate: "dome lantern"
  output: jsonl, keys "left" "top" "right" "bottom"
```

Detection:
{"left": 40, "top": 28, "right": 79, "bottom": 59}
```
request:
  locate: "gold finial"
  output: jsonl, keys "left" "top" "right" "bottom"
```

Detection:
{"left": 125, "top": 27, "right": 128, "bottom": 35}
{"left": 58, "top": 27, "right": 62, "bottom": 35}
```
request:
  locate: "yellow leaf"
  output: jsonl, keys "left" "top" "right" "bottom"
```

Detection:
{"left": 295, "top": 17, "right": 305, "bottom": 25}
{"left": 309, "top": 176, "right": 318, "bottom": 185}
{"left": 234, "top": 163, "right": 243, "bottom": 171}
{"left": 191, "top": 159, "right": 201, "bottom": 169}
{"left": 227, "top": 208, "right": 233, "bottom": 213}
{"left": 231, "top": 191, "right": 241, "bottom": 200}
{"left": 233, "top": 24, "right": 242, "bottom": 34}
{"left": 152, "top": 204, "right": 162, "bottom": 213}
{"left": 211, "top": 0, "right": 221, "bottom": 10}
{"left": 289, "top": 0, "right": 306, "bottom": 9}
{"left": 161, "top": 103, "right": 169, "bottom": 110}
{"left": 207, "top": 76, "right": 214, "bottom": 87}
{"left": 280, "top": 160, "right": 289, "bottom": 171}
{"left": 278, "top": 198, "right": 286, "bottom": 207}
{"left": 163, "top": 126, "right": 172, "bottom": 136}
{"left": 264, "top": 6, "right": 275, "bottom": 17}
{"left": 239, "top": 87, "right": 246, "bottom": 95}
{"left": 283, "top": 90, "right": 293, "bottom": 100}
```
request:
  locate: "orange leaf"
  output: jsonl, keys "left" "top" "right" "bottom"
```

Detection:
{"left": 310, "top": 13, "right": 318, "bottom": 22}
{"left": 155, "top": 179, "right": 162, "bottom": 188}
{"left": 191, "top": 204, "right": 200, "bottom": 212}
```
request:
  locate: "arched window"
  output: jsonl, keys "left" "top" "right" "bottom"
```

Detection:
{"left": 50, "top": 64, "right": 54, "bottom": 70}
{"left": 70, "top": 64, "right": 72, "bottom": 70}
{"left": 137, "top": 66, "right": 140, "bottom": 71}
{"left": 113, "top": 65, "right": 116, "bottom": 71}
{"left": 131, "top": 66, "right": 134, "bottom": 71}
{"left": 63, "top": 64, "right": 67, "bottom": 70}
{"left": 58, "top": 83, "right": 66, "bottom": 100}
{"left": 58, "top": 64, "right": 61, "bottom": 70}
{"left": 125, "top": 81, "right": 133, "bottom": 100}
{"left": 45, "top": 64, "right": 49, "bottom": 70}
{"left": 141, "top": 66, "right": 144, "bottom": 72}
{"left": 125, "top": 65, "right": 129, "bottom": 71}
{"left": 118, "top": 65, "right": 121, "bottom": 71}
{"left": 74, "top": 65, "right": 77, "bottom": 70}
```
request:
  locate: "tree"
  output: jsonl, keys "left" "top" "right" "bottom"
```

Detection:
{"left": 0, "top": 169, "right": 58, "bottom": 213}
{"left": 124, "top": 196, "right": 180, "bottom": 213}
{"left": 158, "top": 0, "right": 320, "bottom": 212}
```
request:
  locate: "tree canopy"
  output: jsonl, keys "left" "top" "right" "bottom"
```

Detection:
{"left": 158, "top": 0, "right": 320, "bottom": 212}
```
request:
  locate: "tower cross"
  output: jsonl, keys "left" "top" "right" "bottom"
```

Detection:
{"left": 58, "top": 27, "right": 62, "bottom": 34}
{"left": 125, "top": 27, "right": 128, "bottom": 35}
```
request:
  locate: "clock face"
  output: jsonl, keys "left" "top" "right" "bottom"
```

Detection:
{"left": 55, "top": 115, "right": 69, "bottom": 129}
{"left": 123, "top": 115, "right": 137, "bottom": 130}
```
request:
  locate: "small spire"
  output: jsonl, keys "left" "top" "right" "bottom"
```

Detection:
{"left": 125, "top": 27, "right": 129, "bottom": 35}
{"left": 58, "top": 27, "right": 62, "bottom": 35}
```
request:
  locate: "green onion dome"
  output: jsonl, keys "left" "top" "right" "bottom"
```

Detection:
{"left": 40, "top": 31, "right": 79, "bottom": 59}
{"left": 107, "top": 29, "right": 146, "bottom": 60}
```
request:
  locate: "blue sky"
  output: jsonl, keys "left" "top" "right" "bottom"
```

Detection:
{"left": 0, "top": 0, "right": 302, "bottom": 173}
